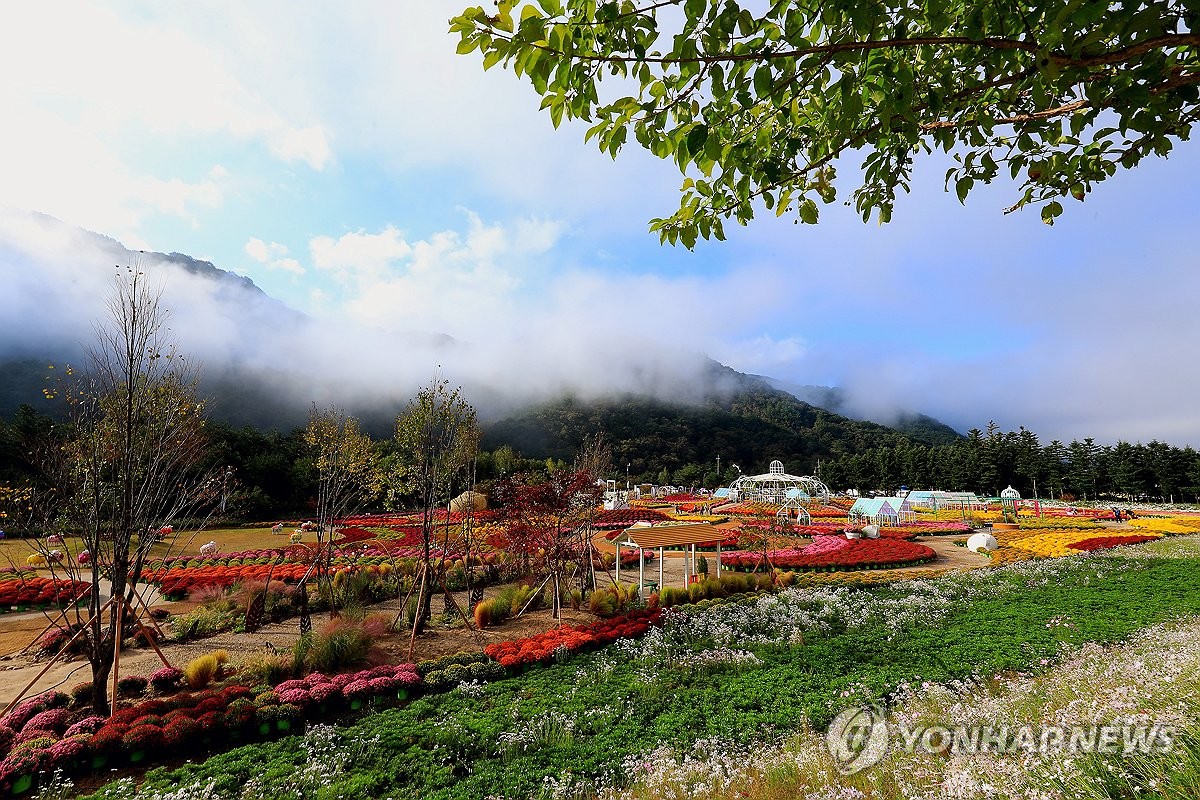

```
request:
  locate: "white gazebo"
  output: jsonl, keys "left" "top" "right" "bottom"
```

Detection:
{"left": 613, "top": 522, "right": 727, "bottom": 595}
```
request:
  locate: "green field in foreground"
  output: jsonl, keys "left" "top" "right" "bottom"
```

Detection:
{"left": 85, "top": 548, "right": 1200, "bottom": 800}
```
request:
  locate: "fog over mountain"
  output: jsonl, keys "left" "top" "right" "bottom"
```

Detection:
{"left": 3, "top": 209, "right": 903, "bottom": 435}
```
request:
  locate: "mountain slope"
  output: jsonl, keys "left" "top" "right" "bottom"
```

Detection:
{"left": 0, "top": 210, "right": 963, "bottom": 446}
{"left": 762, "top": 377, "right": 961, "bottom": 445}
{"left": 482, "top": 384, "right": 938, "bottom": 484}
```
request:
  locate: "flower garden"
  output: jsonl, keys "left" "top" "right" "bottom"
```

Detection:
{"left": 0, "top": 575, "right": 89, "bottom": 613}
{"left": 64, "top": 538, "right": 1200, "bottom": 800}
{"left": 1, "top": 498, "right": 1199, "bottom": 799}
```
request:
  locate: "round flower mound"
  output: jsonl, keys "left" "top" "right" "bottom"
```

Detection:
{"left": 801, "top": 535, "right": 850, "bottom": 555}
{"left": 1068, "top": 534, "right": 1160, "bottom": 552}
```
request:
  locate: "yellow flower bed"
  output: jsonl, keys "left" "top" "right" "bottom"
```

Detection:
{"left": 1130, "top": 517, "right": 1200, "bottom": 534}
{"left": 990, "top": 527, "right": 1042, "bottom": 546}
{"left": 1014, "top": 517, "right": 1105, "bottom": 531}
{"left": 786, "top": 566, "right": 950, "bottom": 589}
{"left": 989, "top": 546, "right": 1037, "bottom": 567}
{"left": 1010, "top": 529, "right": 1163, "bottom": 557}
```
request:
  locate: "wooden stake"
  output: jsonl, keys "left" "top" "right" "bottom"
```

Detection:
{"left": 109, "top": 596, "right": 124, "bottom": 717}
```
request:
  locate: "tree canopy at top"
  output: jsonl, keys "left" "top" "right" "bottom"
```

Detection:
{"left": 451, "top": 0, "right": 1200, "bottom": 244}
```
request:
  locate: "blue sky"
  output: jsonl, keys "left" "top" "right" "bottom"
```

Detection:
{"left": 1, "top": 2, "right": 1198, "bottom": 446}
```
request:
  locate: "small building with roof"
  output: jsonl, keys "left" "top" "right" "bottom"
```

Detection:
{"left": 612, "top": 522, "right": 728, "bottom": 594}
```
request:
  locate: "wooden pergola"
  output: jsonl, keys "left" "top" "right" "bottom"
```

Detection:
{"left": 613, "top": 522, "right": 727, "bottom": 595}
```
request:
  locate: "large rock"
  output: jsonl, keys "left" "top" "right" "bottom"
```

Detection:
{"left": 449, "top": 491, "right": 487, "bottom": 513}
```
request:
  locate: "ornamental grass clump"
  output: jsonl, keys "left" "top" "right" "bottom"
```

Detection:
{"left": 587, "top": 584, "right": 638, "bottom": 617}
{"left": 298, "top": 618, "right": 374, "bottom": 676}
{"left": 68, "top": 682, "right": 94, "bottom": 708}
{"left": 472, "top": 584, "right": 541, "bottom": 629}
{"left": 238, "top": 653, "right": 292, "bottom": 687}
{"left": 183, "top": 650, "right": 230, "bottom": 689}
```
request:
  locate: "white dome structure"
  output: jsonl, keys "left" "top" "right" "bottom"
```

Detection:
{"left": 730, "top": 461, "right": 831, "bottom": 502}
{"left": 967, "top": 532, "right": 999, "bottom": 553}
{"left": 728, "top": 460, "right": 832, "bottom": 524}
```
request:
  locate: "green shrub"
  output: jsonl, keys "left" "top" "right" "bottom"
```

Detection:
{"left": 70, "top": 681, "right": 94, "bottom": 707}
{"left": 442, "top": 663, "right": 469, "bottom": 684}
{"left": 117, "top": 675, "right": 149, "bottom": 698}
{"left": 468, "top": 661, "right": 505, "bottom": 681}
{"left": 422, "top": 669, "right": 451, "bottom": 691}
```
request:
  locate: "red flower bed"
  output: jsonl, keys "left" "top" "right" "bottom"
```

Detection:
{"left": 594, "top": 508, "right": 673, "bottom": 529}
{"left": 340, "top": 511, "right": 497, "bottom": 527}
{"left": 484, "top": 608, "right": 663, "bottom": 669}
{"left": 0, "top": 577, "right": 90, "bottom": 610}
{"left": 1068, "top": 534, "right": 1159, "bottom": 552}
{"left": 334, "top": 527, "right": 375, "bottom": 544}
{"left": 373, "top": 525, "right": 424, "bottom": 546}
{"left": 722, "top": 538, "right": 936, "bottom": 571}
{"left": 617, "top": 549, "right": 656, "bottom": 566}
{"left": 807, "top": 504, "right": 848, "bottom": 518}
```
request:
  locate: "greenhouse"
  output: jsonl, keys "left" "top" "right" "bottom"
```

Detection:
{"left": 905, "top": 490, "right": 984, "bottom": 511}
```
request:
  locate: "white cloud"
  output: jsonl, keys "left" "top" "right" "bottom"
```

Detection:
{"left": 244, "top": 237, "right": 305, "bottom": 276}
{"left": 714, "top": 335, "right": 809, "bottom": 374}
{"left": 0, "top": 4, "right": 331, "bottom": 243}
{"left": 269, "top": 125, "right": 333, "bottom": 171}
{"left": 310, "top": 226, "right": 413, "bottom": 283}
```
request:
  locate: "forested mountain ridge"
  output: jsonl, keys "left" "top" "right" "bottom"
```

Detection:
{"left": 481, "top": 381, "right": 943, "bottom": 487}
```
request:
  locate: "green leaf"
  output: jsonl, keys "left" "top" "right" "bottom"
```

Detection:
{"left": 753, "top": 66, "right": 772, "bottom": 98}
{"left": 955, "top": 177, "right": 972, "bottom": 204}
{"left": 1041, "top": 201, "right": 1063, "bottom": 225}
{"left": 799, "top": 198, "right": 818, "bottom": 224}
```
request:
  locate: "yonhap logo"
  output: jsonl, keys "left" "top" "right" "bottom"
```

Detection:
{"left": 825, "top": 705, "right": 889, "bottom": 775}
{"left": 823, "top": 705, "right": 1177, "bottom": 776}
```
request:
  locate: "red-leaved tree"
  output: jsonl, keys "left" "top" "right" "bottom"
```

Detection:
{"left": 492, "top": 469, "right": 603, "bottom": 619}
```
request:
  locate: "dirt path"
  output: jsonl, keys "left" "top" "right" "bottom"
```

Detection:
{"left": 0, "top": 584, "right": 604, "bottom": 706}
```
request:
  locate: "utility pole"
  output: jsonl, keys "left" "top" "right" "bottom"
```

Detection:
{"left": 716, "top": 454, "right": 720, "bottom": 487}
